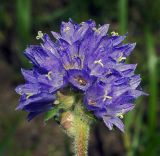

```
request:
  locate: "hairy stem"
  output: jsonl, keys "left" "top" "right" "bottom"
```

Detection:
{"left": 61, "top": 104, "right": 91, "bottom": 156}
{"left": 74, "top": 116, "right": 90, "bottom": 156}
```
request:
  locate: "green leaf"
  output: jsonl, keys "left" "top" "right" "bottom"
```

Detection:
{"left": 44, "top": 108, "right": 59, "bottom": 122}
{"left": 119, "top": 0, "right": 128, "bottom": 34}
{"left": 145, "top": 28, "right": 158, "bottom": 133}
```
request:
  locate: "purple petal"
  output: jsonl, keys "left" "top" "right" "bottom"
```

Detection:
{"left": 112, "top": 35, "right": 127, "bottom": 46}
{"left": 17, "top": 92, "right": 55, "bottom": 110}
{"left": 15, "top": 84, "right": 40, "bottom": 95}
{"left": 27, "top": 111, "right": 42, "bottom": 121}
{"left": 96, "top": 24, "right": 109, "bottom": 36}
{"left": 68, "top": 69, "right": 95, "bottom": 91}
{"left": 51, "top": 31, "right": 61, "bottom": 40}
{"left": 21, "top": 69, "right": 37, "bottom": 83}
{"left": 103, "top": 116, "right": 124, "bottom": 132}
{"left": 130, "top": 75, "right": 141, "bottom": 89}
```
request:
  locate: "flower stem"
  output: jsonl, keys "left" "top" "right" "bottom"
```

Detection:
{"left": 61, "top": 104, "right": 91, "bottom": 156}
{"left": 74, "top": 115, "right": 90, "bottom": 156}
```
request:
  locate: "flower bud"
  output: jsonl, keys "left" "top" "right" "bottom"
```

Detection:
{"left": 57, "top": 91, "right": 75, "bottom": 109}
{"left": 60, "top": 111, "right": 74, "bottom": 130}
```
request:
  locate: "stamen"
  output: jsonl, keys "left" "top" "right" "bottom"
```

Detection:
{"left": 118, "top": 53, "right": 126, "bottom": 62}
{"left": 103, "top": 95, "right": 112, "bottom": 101}
{"left": 26, "top": 93, "right": 33, "bottom": 99}
{"left": 64, "top": 26, "right": 70, "bottom": 32}
{"left": 64, "top": 64, "right": 74, "bottom": 70}
{"left": 94, "top": 59, "right": 104, "bottom": 67}
{"left": 46, "top": 71, "right": 52, "bottom": 80}
{"left": 111, "top": 31, "right": 119, "bottom": 36}
{"left": 36, "top": 31, "right": 43, "bottom": 40}
{"left": 74, "top": 76, "right": 87, "bottom": 86}
{"left": 93, "top": 27, "right": 100, "bottom": 33}
{"left": 118, "top": 57, "right": 126, "bottom": 62}
{"left": 103, "top": 91, "right": 112, "bottom": 101}
{"left": 116, "top": 113, "right": 124, "bottom": 119}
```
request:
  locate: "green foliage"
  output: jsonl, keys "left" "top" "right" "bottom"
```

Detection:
{"left": 16, "top": 0, "right": 31, "bottom": 67}
{"left": 119, "top": 0, "right": 128, "bottom": 33}
{"left": 145, "top": 29, "right": 158, "bottom": 133}
{"left": 44, "top": 107, "right": 59, "bottom": 122}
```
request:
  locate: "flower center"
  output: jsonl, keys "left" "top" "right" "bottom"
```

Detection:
{"left": 74, "top": 75, "right": 87, "bottom": 86}
{"left": 88, "top": 99, "right": 96, "bottom": 106}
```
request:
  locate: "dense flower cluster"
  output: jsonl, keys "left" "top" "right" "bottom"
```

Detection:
{"left": 16, "top": 19, "right": 145, "bottom": 131}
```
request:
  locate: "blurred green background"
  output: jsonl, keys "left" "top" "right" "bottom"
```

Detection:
{"left": 0, "top": 0, "right": 160, "bottom": 156}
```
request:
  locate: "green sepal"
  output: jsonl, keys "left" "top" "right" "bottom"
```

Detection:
{"left": 44, "top": 106, "right": 59, "bottom": 122}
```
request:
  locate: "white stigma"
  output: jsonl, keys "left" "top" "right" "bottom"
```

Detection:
{"left": 94, "top": 59, "right": 104, "bottom": 67}
{"left": 36, "top": 31, "right": 43, "bottom": 40}
{"left": 103, "top": 91, "right": 112, "bottom": 101}
{"left": 103, "top": 95, "right": 112, "bottom": 101}
{"left": 111, "top": 31, "right": 119, "bottom": 36}
{"left": 118, "top": 53, "right": 126, "bottom": 62}
{"left": 46, "top": 71, "right": 52, "bottom": 80}
{"left": 116, "top": 113, "right": 124, "bottom": 119}
{"left": 26, "top": 93, "right": 33, "bottom": 99}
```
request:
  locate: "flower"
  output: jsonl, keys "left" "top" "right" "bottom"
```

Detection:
{"left": 16, "top": 19, "right": 145, "bottom": 131}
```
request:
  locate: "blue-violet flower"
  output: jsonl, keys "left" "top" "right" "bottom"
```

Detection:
{"left": 16, "top": 19, "right": 146, "bottom": 132}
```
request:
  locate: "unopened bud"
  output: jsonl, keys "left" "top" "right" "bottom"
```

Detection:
{"left": 57, "top": 91, "right": 75, "bottom": 109}
{"left": 60, "top": 111, "right": 74, "bottom": 130}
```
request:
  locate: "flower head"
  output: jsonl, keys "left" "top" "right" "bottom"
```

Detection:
{"left": 16, "top": 19, "right": 146, "bottom": 131}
